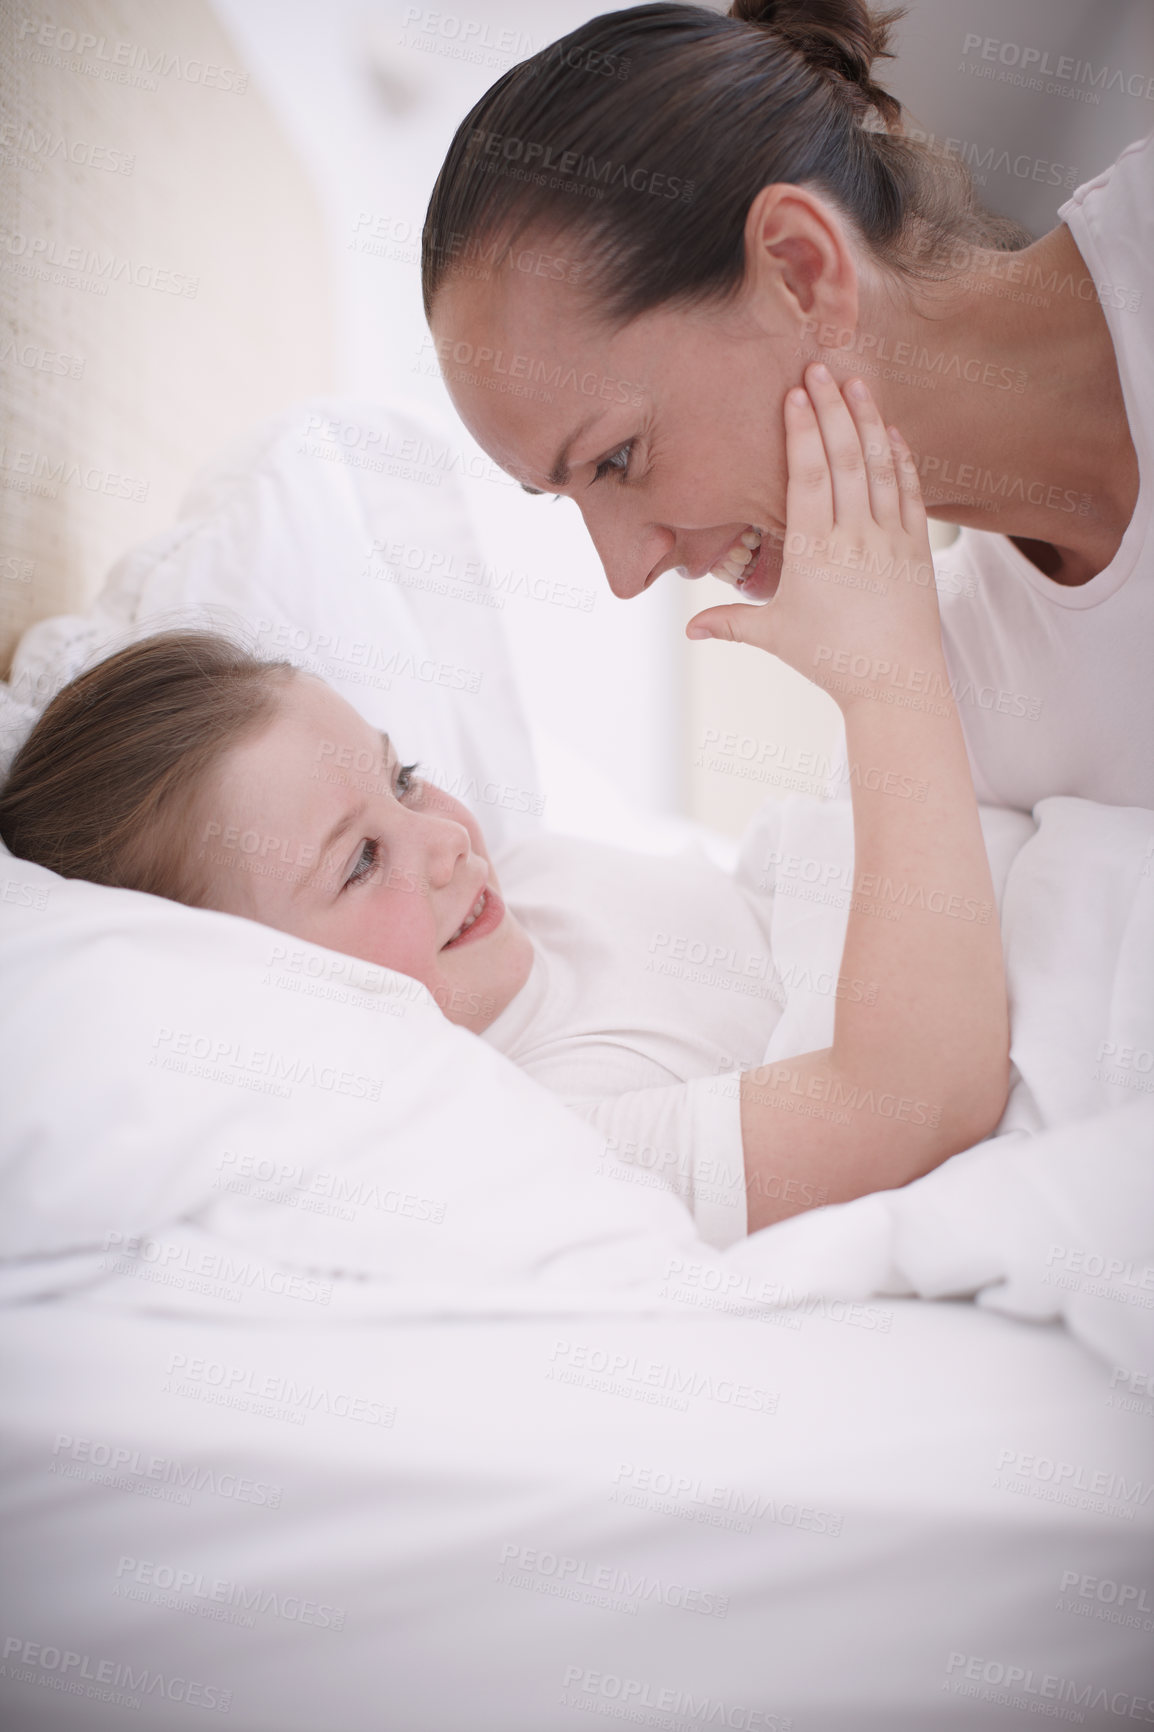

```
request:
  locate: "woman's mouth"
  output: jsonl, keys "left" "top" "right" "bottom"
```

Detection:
{"left": 710, "top": 528, "right": 777, "bottom": 601}
{"left": 442, "top": 885, "right": 505, "bottom": 950}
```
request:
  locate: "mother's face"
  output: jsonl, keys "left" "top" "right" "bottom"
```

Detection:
{"left": 432, "top": 256, "right": 806, "bottom": 604}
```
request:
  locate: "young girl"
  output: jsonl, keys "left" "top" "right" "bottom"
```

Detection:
{"left": 0, "top": 375, "right": 1009, "bottom": 1247}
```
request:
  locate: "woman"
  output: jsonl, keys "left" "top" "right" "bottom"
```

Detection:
{"left": 421, "top": 0, "right": 1151, "bottom": 814}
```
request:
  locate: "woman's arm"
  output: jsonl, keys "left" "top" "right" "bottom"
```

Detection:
{"left": 689, "top": 368, "right": 1010, "bottom": 1232}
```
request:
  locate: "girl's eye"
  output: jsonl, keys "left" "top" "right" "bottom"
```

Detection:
{"left": 592, "top": 442, "right": 633, "bottom": 485}
{"left": 341, "top": 763, "right": 419, "bottom": 890}
{"left": 394, "top": 761, "right": 420, "bottom": 798}
{"left": 344, "top": 839, "right": 379, "bottom": 890}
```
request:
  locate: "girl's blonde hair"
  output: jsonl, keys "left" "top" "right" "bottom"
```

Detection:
{"left": 0, "top": 630, "right": 294, "bottom": 903}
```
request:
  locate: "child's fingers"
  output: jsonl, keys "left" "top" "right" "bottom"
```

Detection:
{"left": 844, "top": 379, "right": 901, "bottom": 529}
{"left": 784, "top": 385, "right": 833, "bottom": 539}
{"left": 805, "top": 364, "right": 870, "bottom": 525}
{"left": 686, "top": 600, "right": 773, "bottom": 650}
{"left": 888, "top": 425, "right": 927, "bottom": 540}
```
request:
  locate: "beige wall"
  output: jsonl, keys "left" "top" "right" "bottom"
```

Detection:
{"left": 0, "top": 0, "right": 334, "bottom": 668}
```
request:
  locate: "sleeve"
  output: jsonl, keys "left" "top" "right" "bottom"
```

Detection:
{"left": 565, "top": 1073, "right": 747, "bottom": 1251}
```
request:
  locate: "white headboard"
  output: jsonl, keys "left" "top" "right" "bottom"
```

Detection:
{"left": 0, "top": 0, "right": 334, "bottom": 669}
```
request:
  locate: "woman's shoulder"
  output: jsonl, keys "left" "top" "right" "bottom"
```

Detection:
{"left": 1061, "top": 130, "right": 1153, "bottom": 212}
{"left": 1059, "top": 131, "right": 1154, "bottom": 294}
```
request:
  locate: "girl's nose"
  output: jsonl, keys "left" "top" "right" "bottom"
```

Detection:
{"left": 408, "top": 809, "right": 471, "bottom": 890}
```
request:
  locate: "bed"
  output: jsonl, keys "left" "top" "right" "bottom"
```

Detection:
{"left": 1, "top": 394, "right": 1151, "bottom": 1732}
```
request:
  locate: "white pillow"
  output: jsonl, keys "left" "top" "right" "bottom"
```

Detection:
{"left": 0, "top": 396, "right": 713, "bottom": 1309}
{"left": 0, "top": 395, "right": 689, "bottom": 1305}
{"left": 0, "top": 850, "right": 705, "bottom": 1311}
{"left": 1, "top": 396, "right": 542, "bottom": 856}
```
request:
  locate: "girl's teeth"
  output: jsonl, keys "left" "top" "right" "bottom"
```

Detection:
{"left": 740, "top": 531, "right": 761, "bottom": 549}
{"left": 450, "top": 892, "right": 486, "bottom": 943}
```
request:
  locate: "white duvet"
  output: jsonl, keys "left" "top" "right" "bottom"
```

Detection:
{"left": 2, "top": 398, "right": 1151, "bottom": 1730}
{"left": 2, "top": 783, "right": 1151, "bottom": 1373}
{"left": 724, "top": 791, "right": 1154, "bottom": 1372}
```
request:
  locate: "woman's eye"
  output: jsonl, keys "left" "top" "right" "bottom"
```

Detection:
{"left": 593, "top": 442, "right": 633, "bottom": 485}
{"left": 394, "top": 761, "right": 420, "bottom": 798}
{"left": 344, "top": 839, "right": 379, "bottom": 889}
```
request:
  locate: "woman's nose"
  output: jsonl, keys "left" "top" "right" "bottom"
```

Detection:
{"left": 580, "top": 505, "right": 674, "bottom": 601}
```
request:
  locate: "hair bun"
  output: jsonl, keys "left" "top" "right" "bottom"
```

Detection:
{"left": 728, "top": 0, "right": 903, "bottom": 128}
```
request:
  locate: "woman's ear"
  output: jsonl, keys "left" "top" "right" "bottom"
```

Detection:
{"left": 741, "top": 183, "right": 860, "bottom": 343}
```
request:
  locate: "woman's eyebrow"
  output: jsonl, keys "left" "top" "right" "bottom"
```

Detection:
{"left": 527, "top": 409, "right": 606, "bottom": 492}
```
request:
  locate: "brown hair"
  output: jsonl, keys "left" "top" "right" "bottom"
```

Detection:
{"left": 0, "top": 630, "right": 294, "bottom": 903}
{"left": 422, "top": 0, "right": 1025, "bottom": 324}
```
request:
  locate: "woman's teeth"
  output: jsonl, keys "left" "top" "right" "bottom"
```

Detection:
{"left": 711, "top": 529, "right": 763, "bottom": 587}
{"left": 448, "top": 891, "right": 486, "bottom": 945}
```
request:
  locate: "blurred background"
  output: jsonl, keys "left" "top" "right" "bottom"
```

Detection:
{"left": 3, "top": 0, "right": 1152, "bottom": 842}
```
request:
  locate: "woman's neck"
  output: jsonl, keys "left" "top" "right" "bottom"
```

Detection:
{"left": 870, "top": 224, "right": 1140, "bottom": 585}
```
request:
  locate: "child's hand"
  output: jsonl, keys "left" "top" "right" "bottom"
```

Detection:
{"left": 687, "top": 365, "right": 942, "bottom": 711}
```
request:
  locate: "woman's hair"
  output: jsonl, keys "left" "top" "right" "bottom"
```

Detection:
{"left": 422, "top": 0, "right": 1026, "bottom": 325}
{"left": 0, "top": 630, "right": 294, "bottom": 903}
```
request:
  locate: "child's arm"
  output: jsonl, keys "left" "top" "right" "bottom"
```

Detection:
{"left": 688, "top": 366, "right": 1010, "bottom": 1232}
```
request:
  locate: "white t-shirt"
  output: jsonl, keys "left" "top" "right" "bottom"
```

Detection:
{"left": 935, "top": 131, "right": 1153, "bottom": 813}
{"left": 482, "top": 835, "right": 785, "bottom": 1248}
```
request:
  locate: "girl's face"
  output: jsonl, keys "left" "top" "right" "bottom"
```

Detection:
{"left": 197, "top": 675, "right": 534, "bottom": 1033}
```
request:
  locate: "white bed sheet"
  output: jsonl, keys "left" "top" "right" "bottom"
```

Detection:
{"left": 2, "top": 1299, "right": 1151, "bottom": 1732}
